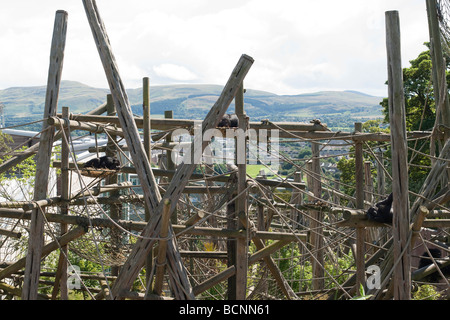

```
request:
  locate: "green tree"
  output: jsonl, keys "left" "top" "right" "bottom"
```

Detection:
{"left": 380, "top": 44, "right": 445, "bottom": 131}
{"left": 380, "top": 44, "right": 450, "bottom": 193}
{"left": 338, "top": 44, "right": 450, "bottom": 196}
{"left": 337, "top": 119, "right": 389, "bottom": 201}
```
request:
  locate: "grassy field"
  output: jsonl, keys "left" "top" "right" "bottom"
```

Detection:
{"left": 246, "top": 164, "right": 271, "bottom": 178}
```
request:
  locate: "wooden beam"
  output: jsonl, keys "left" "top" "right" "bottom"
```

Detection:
{"left": 22, "top": 10, "right": 68, "bottom": 300}
{"left": 53, "top": 113, "right": 435, "bottom": 141}
{"left": 0, "top": 208, "right": 308, "bottom": 242}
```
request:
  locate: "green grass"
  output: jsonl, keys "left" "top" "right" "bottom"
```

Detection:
{"left": 246, "top": 164, "right": 270, "bottom": 178}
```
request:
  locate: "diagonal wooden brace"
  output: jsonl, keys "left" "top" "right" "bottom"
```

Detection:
{"left": 83, "top": 0, "right": 253, "bottom": 299}
{"left": 111, "top": 53, "right": 254, "bottom": 299}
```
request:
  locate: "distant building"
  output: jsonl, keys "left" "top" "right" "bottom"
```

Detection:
{"left": 2, "top": 129, "right": 41, "bottom": 150}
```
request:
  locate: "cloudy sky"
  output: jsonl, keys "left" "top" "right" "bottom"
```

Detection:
{"left": 0, "top": 0, "right": 429, "bottom": 97}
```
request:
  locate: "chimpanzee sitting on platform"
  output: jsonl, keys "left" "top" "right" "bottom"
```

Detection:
{"left": 366, "top": 193, "right": 393, "bottom": 223}
{"left": 84, "top": 156, "right": 120, "bottom": 170}
{"left": 418, "top": 248, "right": 450, "bottom": 283}
{"left": 218, "top": 114, "right": 239, "bottom": 128}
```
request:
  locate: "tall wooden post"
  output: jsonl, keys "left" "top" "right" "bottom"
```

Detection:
{"left": 51, "top": 106, "right": 70, "bottom": 300}
{"left": 290, "top": 171, "right": 303, "bottom": 229}
{"left": 142, "top": 77, "right": 153, "bottom": 286}
{"left": 310, "top": 142, "right": 324, "bottom": 290}
{"left": 426, "top": 0, "right": 450, "bottom": 129}
{"left": 22, "top": 10, "right": 68, "bottom": 300}
{"left": 227, "top": 182, "right": 237, "bottom": 299}
{"left": 386, "top": 10, "right": 411, "bottom": 300}
{"left": 56, "top": 106, "right": 70, "bottom": 300}
{"left": 164, "top": 110, "right": 177, "bottom": 224}
{"left": 235, "top": 83, "right": 248, "bottom": 299}
{"left": 106, "top": 94, "right": 122, "bottom": 277}
{"left": 354, "top": 122, "right": 366, "bottom": 290}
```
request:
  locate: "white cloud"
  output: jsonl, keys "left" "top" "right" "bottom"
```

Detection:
{"left": 153, "top": 63, "right": 198, "bottom": 82}
{"left": 0, "top": 0, "right": 431, "bottom": 97}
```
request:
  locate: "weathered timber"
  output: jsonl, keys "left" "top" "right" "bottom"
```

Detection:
{"left": 0, "top": 228, "right": 21, "bottom": 239}
{"left": 58, "top": 114, "right": 327, "bottom": 132}
{"left": 0, "top": 208, "right": 308, "bottom": 242}
{"left": 354, "top": 123, "right": 366, "bottom": 290}
{"left": 51, "top": 106, "right": 70, "bottom": 300}
{"left": 48, "top": 117, "right": 124, "bottom": 137}
{"left": 234, "top": 83, "right": 248, "bottom": 299}
{"left": 386, "top": 10, "right": 411, "bottom": 300}
{"left": 309, "top": 142, "right": 325, "bottom": 291}
{"left": 52, "top": 162, "right": 306, "bottom": 190}
{"left": 152, "top": 199, "right": 171, "bottom": 296}
{"left": 22, "top": 10, "right": 68, "bottom": 301}
{"left": 53, "top": 113, "right": 435, "bottom": 141}
{"left": 410, "top": 206, "right": 429, "bottom": 247}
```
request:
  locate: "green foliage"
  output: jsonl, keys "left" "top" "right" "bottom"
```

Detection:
{"left": 379, "top": 45, "right": 449, "bottom": 193}
{"left": 337, "top": 119, "right": 391, "bottom": 200}
{"left": 0, "top": 134, "right": 36, "bottom": 201}
{"left": 412, "top": 284, "right": 442, "bottom": 300}
{"left": 380, "top": 46, "right": 443, "bottom": 132}
{"left": 337, "top": 157, "right": 357, "bottom": 198}
{"left": 272, "top": 244, "right": 355, "bottom": 295}
{"left": 350, "top": 284, "right": 373, "bottom": 300}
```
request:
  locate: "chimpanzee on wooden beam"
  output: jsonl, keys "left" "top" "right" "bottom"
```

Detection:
{"left": 418, "top": 248, "right": 450, "bottom": 283}
{"left": 218, "top": 114, "right": 239, "bottom": 128}
{"left": 366, "top": 193, "right": 393, "bottom": 223}
{"left": 84, "top": 156, "right": 120, "bottom": 170}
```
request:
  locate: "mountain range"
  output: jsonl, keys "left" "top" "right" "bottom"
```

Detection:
{"left": 0, "top": 80, "right": 384, "bottom": 126}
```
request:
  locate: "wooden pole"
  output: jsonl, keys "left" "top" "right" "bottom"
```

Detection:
{"left": 142, "top": 77, "right": 154, "bottom": 286}
{"left": 164, "top": 110, "right": 178, "bottom": 224}
{"left": 310, "top": 142, "right": 324, "bottom": 291}
{"left": 106, "top": 94, "right": 122, "bottom": 277}
{"left": 226, "top": 175, "right": 238, "bottom": 299}
{"left": 386, "top": 10, "right": 411, "bottom": 300}
{"left": 290, "top": 172, "right": 303, "bottom": 229}
{"left": 354, "top": 122, "right": 366, "bottom": 291}
{"left": 426, "top": 0, "right": 450, "bottom": 129}
{"left": 22, "top": 10, "right": 68, "bottom": 300}
{"left": 234, "top": 83, "right": 249, "bottom": 299}
{"left": 143, "top": 77, "right": 151, "bottom": 161}
{"left": 152, "top": 199, "right": 171, "bottom": 296}
{"left": 410, "top": 206, "right": 429, "bottom": 247}
{"left": 51, "top": 106, "right": 70, "bottom": 300}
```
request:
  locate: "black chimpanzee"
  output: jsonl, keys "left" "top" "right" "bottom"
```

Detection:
{"left": 418, "top": 248, "right": 450, "bottom": 283}
{"left": 84, "top": 156, "right": 120, "bottom": 170}
{"left": 366, "top": 193, "right": 393, "bottom": 223}
{"left": 218, "top": 114, "right": 239, "bottom": 128}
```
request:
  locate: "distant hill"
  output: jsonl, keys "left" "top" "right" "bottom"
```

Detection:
{"left": 0, "top": 80, "right": 384, "bottom": 126}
